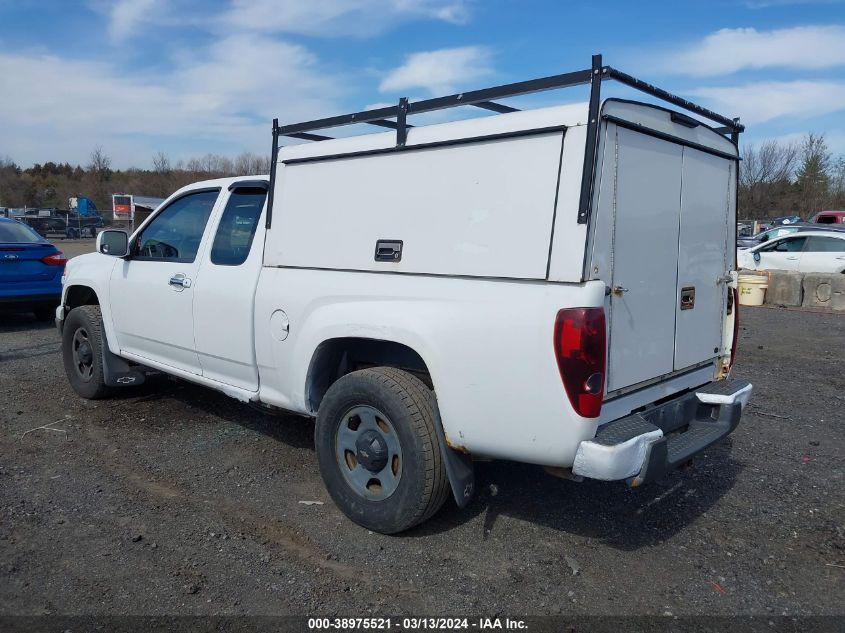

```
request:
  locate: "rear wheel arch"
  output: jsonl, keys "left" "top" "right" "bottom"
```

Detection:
{"left": 305, "top": 337, "right": 433, "bottom": 414}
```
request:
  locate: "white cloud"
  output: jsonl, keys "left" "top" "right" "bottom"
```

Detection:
{"left": 690, "top": 80, "right": 845, "bottom": 124}
{"left": 223, "top": 0, "right": 470, "bottom": 37}
{"left": 0, "top": 36, "right": 342, "bottom": 167}
{"left": 651, "top": 25, "right": 845, "bottom": 76}
{"left": 107, "top": 0, "right": 162, "bottom": 41}
{"left": 745, "top": 0, "right": 844, "bottom": 8}
{"left": 379, "top": 46, "right": 493, "bottom": 95}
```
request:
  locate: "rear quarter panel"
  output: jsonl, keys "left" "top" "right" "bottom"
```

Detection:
{"left": 255, "top": 268, "right": 607, "bottom": 467}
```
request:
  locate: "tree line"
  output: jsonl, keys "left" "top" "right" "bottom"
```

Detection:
{"left": 1, "top": 133, "right": 844, "bottom": 221}
{"left": 739, "top": 133, "right": 843, "bottom": 221}
{"left": 0, "top": 148, "right": 270, "bottom": 214}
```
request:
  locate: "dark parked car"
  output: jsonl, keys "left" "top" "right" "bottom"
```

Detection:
{"left": 0, "top": 217, "right": 66, "bottom": 320}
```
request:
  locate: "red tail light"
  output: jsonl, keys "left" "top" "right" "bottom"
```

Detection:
{"left": 41, "top": 252, "right": 67, "bottom": 266}
{"left": 554, "top": 307, "right": 607, "bottom": 418}
{"left": 729, "top": 287, "right": 740, "bottom": 367}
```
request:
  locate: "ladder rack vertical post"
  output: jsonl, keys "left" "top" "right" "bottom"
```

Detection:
{"left": 397, "top": 97, "right": 409, "bottom": 147}
{"left": 266, "top": 118, "right": 279, "bottom": 229}
{"left": 577, "top": 54, "right": 603, "bottom": 225}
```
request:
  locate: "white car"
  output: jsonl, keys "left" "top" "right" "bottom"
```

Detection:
{"left": 737, "top": 231, "right": 845, "bottom": 274}
{"left": 56, "top": 60, "right": 752, "bottom": 533}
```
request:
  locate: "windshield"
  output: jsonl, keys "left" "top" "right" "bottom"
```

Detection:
{"left": 0, "top": 221, "right": 46, "bottom": 244}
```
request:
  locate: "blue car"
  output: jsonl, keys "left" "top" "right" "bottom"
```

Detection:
{"left": 0, "top": 217, "right": 66, "bottom": 320}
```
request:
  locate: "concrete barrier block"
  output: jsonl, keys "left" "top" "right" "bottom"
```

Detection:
{"left": 765, "top": 270, "right": 804, "bottom": 307}
{"left": 802, "top": 273, "right": 845, "bottom": 310}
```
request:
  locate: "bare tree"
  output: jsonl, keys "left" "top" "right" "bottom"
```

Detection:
{"left": 185, "top": 153, "right": 234, "bottom": 176}
{"left": 152, "top": 151, "right": 171, "bottom": 173}
{"left": 830, "top": 156, "right": 845, "bottom": 202}
{"left": 233, "top": 152, "right": 270, "bottom": 175}
{"left": 739, "top": 139, "right": 798, "bottom": 218}
{"left": 88, "top": 146, "right": 111, "bottom": 182}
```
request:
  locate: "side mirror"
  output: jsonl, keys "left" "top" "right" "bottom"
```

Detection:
{"left": 753, "top": 251, "right": 761, "bottom": 263}
{"left": 759, "top": 234, "right": 769, "bottom": 242}
{"left": 97, "top": 230, "right": 129, "bottom": 257}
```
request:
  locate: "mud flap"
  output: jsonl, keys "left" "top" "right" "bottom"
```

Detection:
{"left": 431, "top": 403, "right": 475, "bottom": 508}
{"left": 101, "top": 337, "right": 146, "bottom": 387}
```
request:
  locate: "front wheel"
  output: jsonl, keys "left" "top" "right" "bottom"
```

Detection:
{"left": 61, "top": 305, "right": 113, "bottom": 399}
{"left": 315, "top": 367, "right": 449, "bottom": 534}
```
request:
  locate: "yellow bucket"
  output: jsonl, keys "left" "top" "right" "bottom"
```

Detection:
{"left": 738, "top": 274, "right": 768, "bottom": 306}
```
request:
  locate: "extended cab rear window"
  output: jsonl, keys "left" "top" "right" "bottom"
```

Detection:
{"left": 210, "top": 188, "right": 266, "bottom": 266}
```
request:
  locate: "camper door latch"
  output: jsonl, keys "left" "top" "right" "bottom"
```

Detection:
{"left": 680, "top": 286, "right": 696, "bottom": 310}
{"left": 374, "top": 240, "right": 403, "bottom": 262}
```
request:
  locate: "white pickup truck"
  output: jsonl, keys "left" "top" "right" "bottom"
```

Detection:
{"left": 57, "top": 57, "right": 752, "bottom": 533}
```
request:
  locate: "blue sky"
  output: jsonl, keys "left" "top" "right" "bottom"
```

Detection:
{"left": 1, "top": 0, "right": 844, "bottom": 168}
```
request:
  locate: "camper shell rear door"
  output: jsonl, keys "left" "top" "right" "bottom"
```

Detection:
{"left": 586, "top": 100, "right": 738, "bottom": 395}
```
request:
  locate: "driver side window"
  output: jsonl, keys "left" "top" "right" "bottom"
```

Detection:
{"left": 134, "top": 189, "right": 219, "bottom": 262}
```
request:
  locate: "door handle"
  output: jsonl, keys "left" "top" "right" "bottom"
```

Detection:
{"left": 786, "top": 256, "right": 798, "bottom": 260}
{"left": 612, "top": 285, "right": 629, "bottom": 297}
{"left": 168, "top": 274, "right": 192, "bottom": 289}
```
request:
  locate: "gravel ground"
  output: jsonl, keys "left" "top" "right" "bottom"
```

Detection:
{"left": 0, "top": 305, "right": 843, "bottom": 617}
{"left": 52, "top": 237, "right": 97, "bottom": 260}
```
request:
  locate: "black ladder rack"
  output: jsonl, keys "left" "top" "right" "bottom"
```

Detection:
{"left": 266, "top": 54, "right": 744, "bottom": 229}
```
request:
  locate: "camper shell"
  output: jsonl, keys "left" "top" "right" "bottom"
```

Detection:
{"left": 265, "top": 55, "right": 744, "bottom": 399}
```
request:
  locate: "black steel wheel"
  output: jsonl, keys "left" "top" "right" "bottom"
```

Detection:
{"left": 334, "top": 405, "right": 403, "bottom": 501}
{"left": 71, "top": 327, "right": 94, "bottom": 380}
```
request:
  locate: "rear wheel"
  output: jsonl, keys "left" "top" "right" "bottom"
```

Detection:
{"left": 88, "top": 226, "right": 97, "bottom": 238}
{"left": 315, "top": 367, "right": 449, "bottom": 534}
{"left": 61, "top": 305, "right": 113, "bottom": 399}
{"left": 66, "top": 227, "right": 79, "bottom": 239}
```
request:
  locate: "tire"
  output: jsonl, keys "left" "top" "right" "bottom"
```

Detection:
{"left": 88, "top": 227, "right": 97, "bottom": 238}
{"left": 67, "top": 228, "right": 79, "bottom": 240}
{"left": 32, "top": 304, "right": 57, "bottom": 321}
{"left": 315, "top": 367, "right": 450, "bottom": 534}
{"left": 61, "top": 305, "right": 113, "bottom": 400}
